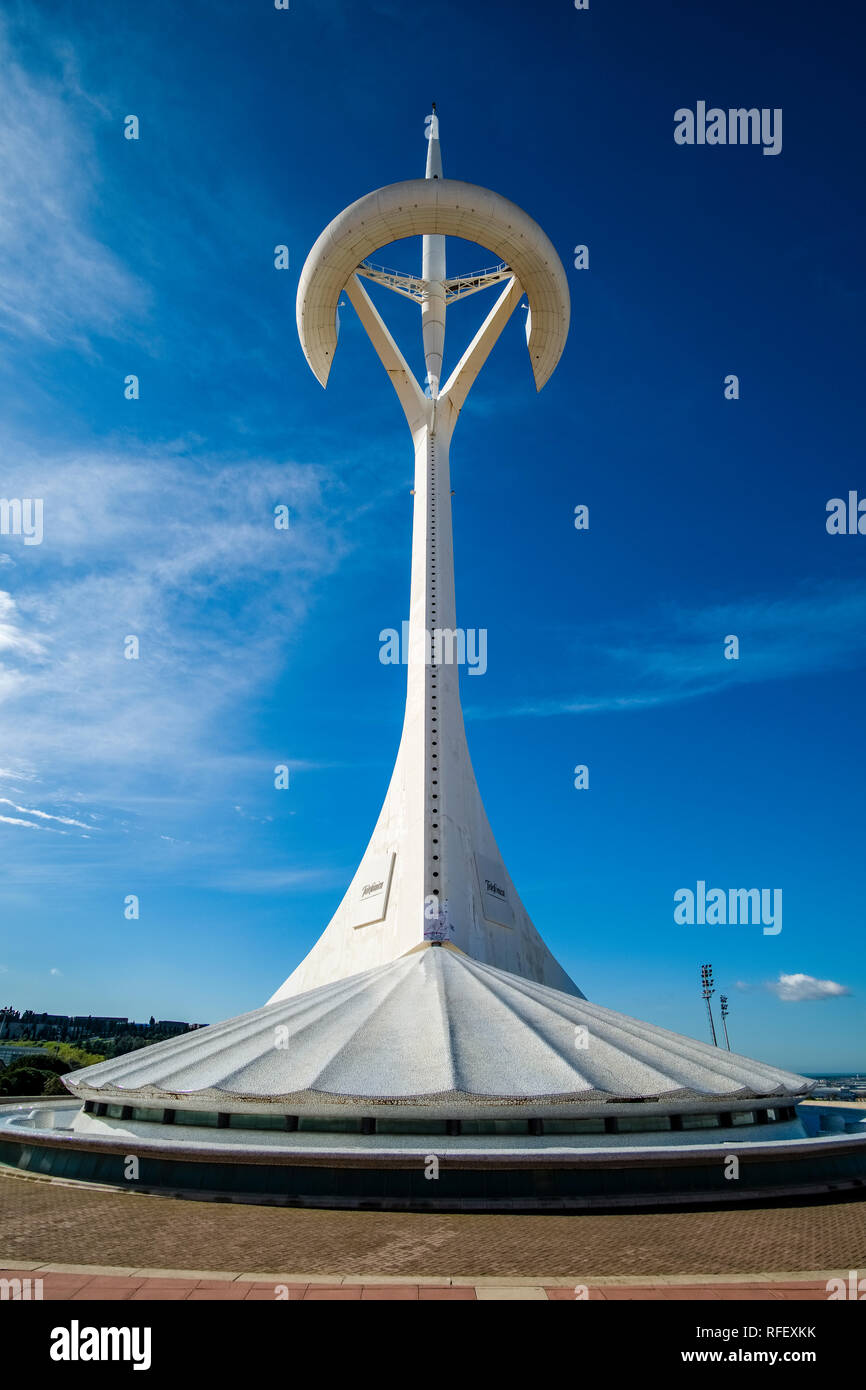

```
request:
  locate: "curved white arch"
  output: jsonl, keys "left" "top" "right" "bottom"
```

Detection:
{"left": 296, "top": 178, "right": 570, "bottom": 391}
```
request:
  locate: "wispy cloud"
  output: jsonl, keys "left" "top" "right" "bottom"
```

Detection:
{"left": 0, "top": 814, "right": 44, "bottom": 831}
{"left": 1, "top": 443, "right": 344, "bottom": 760}
{"left": 0, "top": 798, "right": 93, "bottom": 831}
{"left": 767, "top": 973, "right": 852, "bottom": 1003}
{"left": 0, "top": 592, "right": 43, "bottom": 662}
{"left": 0, "top": 21, "right": 147, "bottom": 347}
{"left": 214, "top": 867, "right": 346, "bottom": 894}
{"left": 0, "top": 439, "right": 355, "bottom": 877}
{"left": 468, "top": 583, "right": 866, "bottom": 720}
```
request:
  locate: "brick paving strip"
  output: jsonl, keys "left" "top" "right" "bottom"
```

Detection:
{"left": 0, "top": 1264, "right": 840, "bottom": 1301}
{"left": 1, "top": 1168, "right": 863, "bottom": 1294}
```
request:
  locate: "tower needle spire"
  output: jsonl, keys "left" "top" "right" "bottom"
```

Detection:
{"left": 422, "top": 105, "right": 445, "bottom": 397}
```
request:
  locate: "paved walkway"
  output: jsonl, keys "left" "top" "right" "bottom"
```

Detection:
{"left": 0, "top": 1265, "right": 840, "bottom": 1301}
{"left": 1, "top": 1168, "right": 863, "bottom": 1288}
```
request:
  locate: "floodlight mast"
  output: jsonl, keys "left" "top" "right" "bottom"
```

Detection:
{"left": 720, "top": 994, "right": 731, "bottom": 1050}
{"left": 275, "top": 111, "right": 573, "bottom": 1002}
{"left": 701, "top": 963, "right": 718, "bottom": 1047}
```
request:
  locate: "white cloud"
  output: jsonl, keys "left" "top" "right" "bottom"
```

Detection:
{"left": 49, "top": 967, "right": 62, "bottom": 976}
{"left": 767, "top": 973, "right": 852, "bottom": 1003}
{"left": 470, "top": 582, "right": 866, "bottom": 720}
{"left": 0, "top": 814, "right": 43, "bottom": 830}
{"left": 0, "top": 445, "right": 345, "bottom": 770}
{"left": 0, "top": 798, "right": 93, "bottom": 831}
{"left": 215, "top": 867, "right": 345, "bottom": 894}
{"left": 0, "top": 22, "right": 147, "bottom": 346}
{"left": 0, "top": 441, "right": 356, "bottom": 880}
{"left": 0, "top": 591, "right": 43, "bottom": 660}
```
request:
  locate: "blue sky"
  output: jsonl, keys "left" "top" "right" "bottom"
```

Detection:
{"left": 0, "top": 0, "right": 863, "bottom": 1072}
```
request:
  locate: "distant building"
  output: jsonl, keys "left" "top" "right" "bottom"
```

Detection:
{"left": 0, "top": 1007, "right": 204, "bottom": 1042}
{"left": 0, "top": 1045, "right": 49, "bottom": 1069}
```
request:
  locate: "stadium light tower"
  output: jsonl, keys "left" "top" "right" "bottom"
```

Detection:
{"left": 701, "top": 963, "right": 718, "bottom": 1046}
{"left": 720, "top": 993, "right": 731, "bottom": 1050}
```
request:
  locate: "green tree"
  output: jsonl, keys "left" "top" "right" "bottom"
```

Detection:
{"left": 41, "top": 1072, "right": 72, "bottom": 1096}
{"left": 0, "top": 1065, "right": 58, "bottom": 1096}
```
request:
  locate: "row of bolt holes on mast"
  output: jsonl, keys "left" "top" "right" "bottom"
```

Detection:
{"left": 431, "top": 452, "right": 439, "bottom": 890}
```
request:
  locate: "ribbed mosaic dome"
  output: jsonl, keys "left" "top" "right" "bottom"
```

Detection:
{"left": 65, "top": 945, "right": 809, "bottom": 1113}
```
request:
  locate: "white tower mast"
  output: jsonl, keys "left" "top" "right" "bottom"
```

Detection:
{"left": 272, "top": 110, "right": 577, "bottom": 1001}
{"left": 421, "top": 102, "right": 445, "bottom": 397}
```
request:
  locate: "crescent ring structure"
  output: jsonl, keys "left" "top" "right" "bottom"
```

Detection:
{"left": 296, "top": 176, "right": 570, "bottom": 394}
